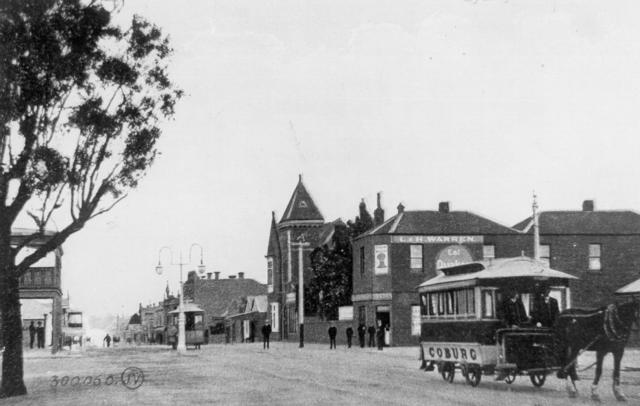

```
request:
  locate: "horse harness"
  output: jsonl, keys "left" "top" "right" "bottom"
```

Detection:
{"left": 603, "top": 304, "right": 631, "bottom": 342}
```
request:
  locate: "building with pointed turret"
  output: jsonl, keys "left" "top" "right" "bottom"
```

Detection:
{"left": 266, "top": 175, "right": 345, "bottom": 341}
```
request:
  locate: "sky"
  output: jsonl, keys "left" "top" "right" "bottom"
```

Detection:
{"left": 57, "top": 0, "right": 640, "bottom": 319}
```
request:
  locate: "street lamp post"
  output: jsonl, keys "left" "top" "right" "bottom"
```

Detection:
{"left": 291, "top": 236, "right": 310, "bottom": 348}
{"left": 155, "top": 244, "right": 206, "bottom": 353}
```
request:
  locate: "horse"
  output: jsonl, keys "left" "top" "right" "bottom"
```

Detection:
{"left": 554, "top": 300, "right": 639, "bottom": 401}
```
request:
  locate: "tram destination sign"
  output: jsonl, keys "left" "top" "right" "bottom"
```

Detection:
{"left": 391, "top": 235, "right": 484, "bottom": 244}
{"left": 421, "top": 342, "right": 496, "bottom": 365}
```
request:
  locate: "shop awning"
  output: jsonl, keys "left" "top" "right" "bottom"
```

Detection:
{"left": 616, "top": 278, "right": 640, "bottom": 295}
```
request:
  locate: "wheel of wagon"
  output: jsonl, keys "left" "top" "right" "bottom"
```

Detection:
{"left": 465, "top": 366, "right": 481, "bottom": 387}
{"left": 529, "top": 372, "right": 546, "bottom": 387}
{"left": 441, "top": 363, "right": 455, "bottom": 383}
{"left": 504, "top": 371, "right": 516, "bottom": 384}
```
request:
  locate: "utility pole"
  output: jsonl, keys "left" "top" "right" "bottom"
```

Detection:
{"left": 532, "top": 192, "right": 540, "bottom": 261}
{"left": 291, "top": 235, "right": 310, "bottom": 348}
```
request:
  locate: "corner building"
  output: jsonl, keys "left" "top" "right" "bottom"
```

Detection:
{"left": 266, "top": 176, "right": 342, "bottom": 341}
{"left": 352, "top": 202, "right": 532, "bottom": 346}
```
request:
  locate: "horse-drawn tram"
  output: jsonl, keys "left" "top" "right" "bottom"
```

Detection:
{"left": 418, "top": 256, "right": 577, "bottom": 387}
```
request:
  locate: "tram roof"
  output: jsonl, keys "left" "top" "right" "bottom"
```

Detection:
{"left": 418, "top": 256, "right": 577, "bottom": 292}
{"left": 616, "top": 277, "right": 640, "bottom": 295}
{"left": 168, "top": 303, "right": 204, "bottom": 314}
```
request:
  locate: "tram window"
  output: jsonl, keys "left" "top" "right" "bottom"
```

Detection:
{"left": 446, "top": 291, "right": 455, "bottom": 314}
{"left": 467, "top": 289, "right": 475, "bottom": 315}
{"left": 430, "top": 294, "right": 437, "bottom": 316}
{"left": 482, "top": 290, "right": 494, "bottom": 318}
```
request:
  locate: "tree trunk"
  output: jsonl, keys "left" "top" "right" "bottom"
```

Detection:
{"left": 0, "top": 220, "right": 26, "bottom": 398}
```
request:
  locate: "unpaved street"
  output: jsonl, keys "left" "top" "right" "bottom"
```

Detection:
{"left": 3, "top": 343, "right": 640, "bottom": 405}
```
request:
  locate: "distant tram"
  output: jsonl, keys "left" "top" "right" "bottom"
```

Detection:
{"left": 167, "top": 303, "right": 205, "bottom": 349}
{"left": 418, "top": 257, "right": 576, "bottom": 387}
{"left": 61, "top": 309, "right": 84, "bottom": 348}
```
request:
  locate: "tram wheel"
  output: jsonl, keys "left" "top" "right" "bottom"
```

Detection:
{"left": 529, "top": 372, "right": 546, "bottom": 387}
{"left": 441, "top": 363, "right": 455, "bottom": 383}
{"left": 504, "top": 372, "right": 516, "bottom": 384}
{"left": 465, "top": 366, "right": 481, "bottom": 387}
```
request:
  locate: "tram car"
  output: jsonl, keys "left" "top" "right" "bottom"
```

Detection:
{"left": 418, "top": 256, "right": 576, "bottom": 387}
{"left": 167, "top": 303, "right": 205, "bottom": 349}
{"left": 61, "top": 309, "right": 85, "bottom": 348}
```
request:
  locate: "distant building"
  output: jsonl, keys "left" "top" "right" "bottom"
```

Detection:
{"left": 225, "top": 295, "right": 268, "bottom": 344}
{"left": 183, "top": 271, "right": 266, "bottom": 343}
{"left": 2, "top": 228, "right": 64, "bottom": 353}
{"left": 513, "top": 200, "right": 640, "bottom": 309}
{"left": 265, "top": 175, "right": 346, "bottom": 341}
{"left": 139, "top": 302, "right": 164, "bottom": 344}
{"left": 352, "top": 201, "right": 531, "bottom": 346}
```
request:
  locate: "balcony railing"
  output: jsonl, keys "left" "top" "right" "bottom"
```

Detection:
{"left": 19, "top": 267, "right": 60, "bottom": 289}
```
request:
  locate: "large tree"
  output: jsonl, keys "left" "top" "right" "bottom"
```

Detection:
{"left": 0, "top": 0, "right": 181, "bottom": 397}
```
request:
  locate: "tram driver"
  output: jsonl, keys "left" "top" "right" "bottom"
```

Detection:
{"left": 502, "top": 290, "right": 528, "bottom": 328}
{"left": 531, "top": 286, "right": 559, "bottom": 328}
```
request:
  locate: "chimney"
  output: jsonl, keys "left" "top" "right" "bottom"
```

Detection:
{"left": 374, "top": 192, "right": 385, "bottom": 226}
{"left": 214, "top": 271, "right": 220, "bottom": 280}
{"left": 582, "top": 200, "right": 594, "bottom": 212}
{"left": 229, "top": 275, "right": 237, "bottom": 279}
{"left": 397, "top": 202, "right": 405, "bottom": 214}
{"left": 439, "top": 201, "right": 450, "bottom": 213}
{"left": 206, "top": 272, "right": 212, "bottom": 279}
{"left": 238, "top": 272, "right": 244, "bottom": 279}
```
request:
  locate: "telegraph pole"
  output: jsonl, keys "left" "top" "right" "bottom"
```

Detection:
{"left": 291, "top": 235, "right": 310, "bottom": 348}
{"left": 532, "top": 192, "right": 540, "bottom": 261}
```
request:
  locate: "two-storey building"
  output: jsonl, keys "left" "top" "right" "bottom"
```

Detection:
{"left": 352, "top": 202, "right": 532, "bottom": 346}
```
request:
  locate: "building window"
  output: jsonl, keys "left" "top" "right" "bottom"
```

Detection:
{"left": 483, "top": 245, "right": 495, "bottom": 260}
{"left": 539, "top": 244, "right": 550, "bottom": 266}
{"left": 267, "top": 257, "right": 274, "bottom": 293}
{"left": 360, "top": 246, "right": 365, "bottom": 276}
{"left": 358, "top": 306, "right": 366, "bottom": 325}
{"left": 589, "top": 244, "right": 602, "bottom": 271}
{"left": 410, "top": 245, "right": 423, "bottom": 270}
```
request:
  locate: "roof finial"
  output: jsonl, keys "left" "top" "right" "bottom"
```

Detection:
{"left": 299, "top": 173, "right": 302, "bottom": 183}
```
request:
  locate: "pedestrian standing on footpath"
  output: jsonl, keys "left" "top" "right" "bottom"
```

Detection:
{"left": 28, "top": 321, "right": 36, "bottom": 349}
{"left": 103, "top": 333, "right": 111, "bottom": 348}
{"left": 36, "top": 321, "right": 45, "bottom": 348}
{"left": 376, "top": 320, "right": 385, "bottom": 351}
{"left": 357, "top": 323, "right": 366, "bottom": 348}
{"left": 367, "top": 325, "right": 376, "bottom": 347}
{"left": 346, "top": 326, "right": 353, "bottom": 348}
{"left": 262, "top": 322, "right": 271, "bottom": 349}
{"left": 328, "top": 323, "right": 337, "bottom": 349}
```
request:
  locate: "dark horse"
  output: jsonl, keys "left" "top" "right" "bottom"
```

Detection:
{"left": 554, "top": 300, "right": 639, "bottom": 401}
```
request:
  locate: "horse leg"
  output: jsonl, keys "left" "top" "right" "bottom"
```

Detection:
{"left": 591, "top": 350, "right": 605, "bottom": 402}
{"left": 612, "top": 349, "right": 627, "bottom": 402}
{"left": 562, "top": 347, "right": 579, "bottom": 398}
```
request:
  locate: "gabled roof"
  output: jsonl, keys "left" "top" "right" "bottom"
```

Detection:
{"left": 513, "top": 211, "right": 640, "bottom": 234}
{"left": 280, "top": 175, "right": 324, "bottom": 224}
{"left": 187, "top": 277, "right": 267, "bottom": 319}
{"left": 360, "top": 210, "right": 519, "bottom": 238}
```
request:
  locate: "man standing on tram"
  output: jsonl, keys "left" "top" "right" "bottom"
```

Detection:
{"left": 531, "top": 286, "right": 559, "bottom": 328}
{"left": 502, "top": 290, "right": 528, "bottom": 327}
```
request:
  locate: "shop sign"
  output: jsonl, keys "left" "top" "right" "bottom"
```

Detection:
{"left": 436, "top": 245, "right": 473, "bottom": 269}
{"left": 374, "top": 245, "right": 389, "bottom": 274}
{"left": 391, "top": 235, "right": 483, "bottom": 244}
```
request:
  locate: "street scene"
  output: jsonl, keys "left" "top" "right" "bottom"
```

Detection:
{"left": 3, "top": 343, "right": 640, "bottom": 406}
{"left": 2, "top": 0, "right": 640, "bottom": 405}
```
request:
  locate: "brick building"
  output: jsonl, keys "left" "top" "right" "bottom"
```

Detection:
{"left": 513, "top": 200, "right": 640, "bottom": 309}
{"left": 352, "top": 202, "right": 532, "bottom": 346}
{"left": 265, "top": 176, "right": 345, "bottom": 341}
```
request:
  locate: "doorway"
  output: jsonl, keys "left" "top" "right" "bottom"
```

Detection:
{"left": 376, "top": 305, "right": 391, "bottom": 346}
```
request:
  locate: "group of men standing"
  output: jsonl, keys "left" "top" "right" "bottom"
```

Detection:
{"left": 327, "top": 321, "right": 387, "bottom": 350}
{"left": 502, "top": 286, "right": 559, "bottom": 328}
{"left": 28, "top": 321, "right": 46, "bottom": 349}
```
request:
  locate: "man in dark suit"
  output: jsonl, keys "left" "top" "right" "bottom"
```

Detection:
{"left": 328, "top": 324, "right": 337, "bottom": 349}
{"left": 502, "top": 291, "right": 528, "bottom": 327}
{"left": 36, "top": 321, "right": 45, "bottom": 348}
{"left": 531, "top": 287, "right": 559, "bottom": 327}
{"left": 345, "top": 326, "right": 353, "bottom": 348}
{"left": 261, "top": 323, "right": 271, "bottom": 349}
{"left": 357, "top": 323, "right": 366, "bottom": 348}
{"left": 28, "top": 321, "right": 36, "bottom": 349}
{"left": 367, "top": 325, "right": 376, "bottom": 347}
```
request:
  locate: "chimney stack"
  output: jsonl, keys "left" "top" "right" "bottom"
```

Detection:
{"left": 206, "top": 272, "right": 212, "bottom": 279}
{"left": 397, "top": 202, "right": 405, "bottom": 214}
{"left": 439, "top": 201, "right": 450, "bottom": 213}
{"left": 214, "top": 271, "right": 220, "bottom": 280}
{"left": 582, "top": 200, "right": 595, "bottom": 212}
{"left": 238, "top": 272, "right": 244, "bottom": 279}
{"left": 374, "top": 192, "right": 385, "bottom": 225}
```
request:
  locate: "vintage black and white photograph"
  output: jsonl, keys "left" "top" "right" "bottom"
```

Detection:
{"left": 1, "top": 0, "right": 640, "bottom": 404}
